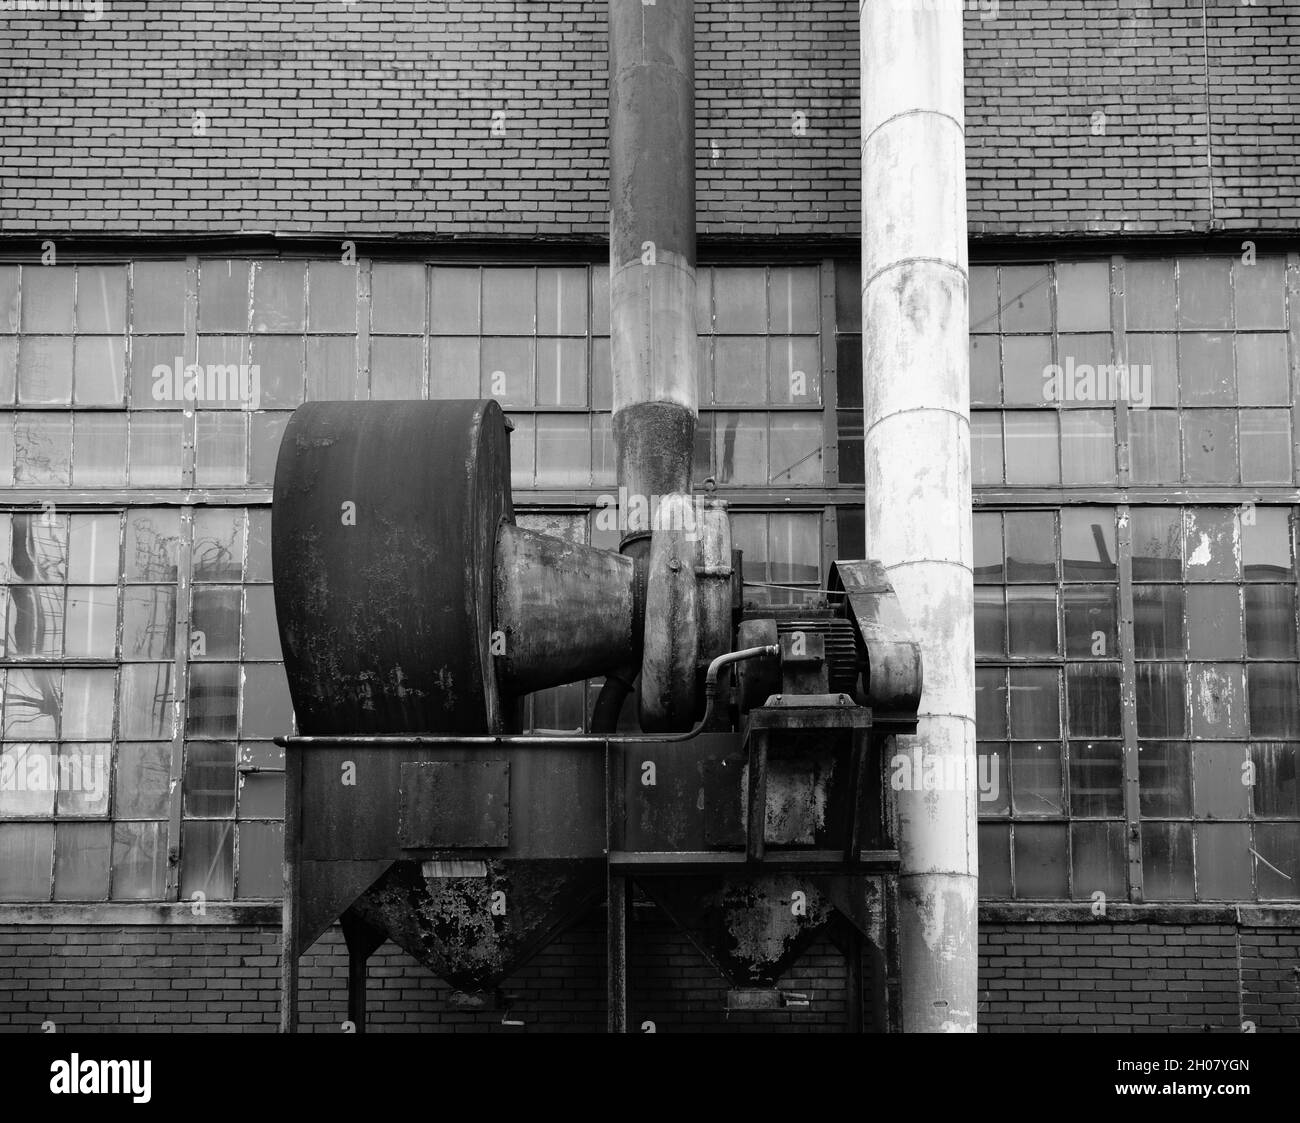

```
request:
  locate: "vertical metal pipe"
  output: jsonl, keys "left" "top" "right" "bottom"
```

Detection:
{"left": 860, "top": 2, "right": 977, "bottom": 1031}
{"left": 607, "top": 0, "right": 698, "bottom": 529}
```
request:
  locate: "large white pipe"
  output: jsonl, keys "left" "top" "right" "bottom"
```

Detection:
{"left": 860, "top": 0, "right": 977, "bottom": 1032}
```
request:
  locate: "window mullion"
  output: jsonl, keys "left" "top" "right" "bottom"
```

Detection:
{"left": 1117, "top": 501, "right": 1143, "bottom": 902}
{"left": 164, "top": 506, "right": 193, "bottom": 901}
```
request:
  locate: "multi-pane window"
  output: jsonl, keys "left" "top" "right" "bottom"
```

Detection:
{"left": 969, "top": 256, "right": 1295, "bottom": 488}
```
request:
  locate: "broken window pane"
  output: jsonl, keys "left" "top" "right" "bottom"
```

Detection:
{"left": 1136, "top": 664, "right": 1187, "bottom": 738}
{"left": 1063, "top": 585, "right": 1116, "bottom": 659}
{"left": 1008, "top": 667, "right": 1060, "bottom": 739}
{"left": 184, "top": 741, "right": 237, "bottom": 818}
{"left": 1066, "top": 663, "right": 1122, "bottom": 738}
{"left": 1071, "top": 821, "right": 1126, "bottom": 898}
{"left": 1013, "top": 823, "right": 1068, "bottom": 898}
{"left": 1069, "top": 741, "right": 1124, "bottom": 817}
{"left": 111, "top": 821, "right": 168, "bottom": 900}
{"left": 1133, "top": 585, "right": 1184, "bottom": 659}
{"left": 1253, "top": 823, "right": 1300, "bottom": 900}
{"left": 1141, "top": 821, "right": 1194, "bottom": 900}
{"left": 1195, "top": 823, "right": 1253, "bottom": 900}
{"left": 1011, "top": 742, "right": 1064, "bottom": 816}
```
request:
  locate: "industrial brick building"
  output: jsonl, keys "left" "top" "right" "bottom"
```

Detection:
{"left": 0, "top": 0, "right": 1298, "bottom": 1032}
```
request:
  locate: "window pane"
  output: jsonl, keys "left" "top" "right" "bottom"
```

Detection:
{"left": 1129, "top": 409, "right": 1180, "bottom": 484}
{"left": 428, "top": 266, "right": 479, "bottom": 334}
{"left": 131, "top": 262, "right": 187, "bottom": 333}
{"left": 508, "top": 414, "right": 534, "bottom": 488}
{"left": 969, "top": 336, "right": 999, "bottom": 405}
{"left": 1071, "top": 821, "right": 1126, "bottom": 898}
{"left": 768, "top": 266, "right": 819, "bottom": 333}
{"left": 8, "top": 586, "right": 64, "bottom": 657}
{"left": 238, "top": 773, "right": 284, "bottom": 819}
{"left": 11, "top": 512, "right": 68, "bottom": 584}
{"left": 184, "top": 741, "right": 237, "bottom": 816}
{"left": 1186, "top": 585, "right": 1242, "bottom": 659}
{"left": 193, "top": 509, "right": 245, "bottom": 583}
{"left": 14, "top": 413, "right": 72, "bottom": 485}
{"left": 251, "top": 262, "right": 305, "bottom": 334}
{"left": 0, "top": 744, "right": 56, "bottom": 816}
{"left": 1008, "top": 667, "right": 1060, "bottom": 739}
{"left": 534, "top": 415, "right": 590, "bottom": 487}
{"left": 1061, "top": 507, "right": 1116, "bottom": 581}
{"left": 53, "top": 823, "right": 110, "bottom": 901}
{"left": 370, "top": 264, "right": 426, "bottom": 334}
{"left": 55, "top": 743, "right": 110, "bottom": 817}
{"left": 1239, "top": 410, "right": 1291, "bottom": 485}
{"left": 970, "top": 412, "right": 1003, "bottom": 485}
{"left": 180, "top": 819, "right": 234, "bottom": 900}
{"left": 1188, "top": 663, "right": 1246, "bottom": 739}
{"left": 4, "top": 669, "right": 58, "bottom": 739}
{"left": 1139, "top": 741, "right": 1191, "bottom": 817}
{"left": 73, "top": 336, "right": 126, "bottom": 406}
{"left": 68, "top": 514, "right": 117, "bottom": 584}
{"left": 978, "top": 823, "right": 1011, "bottom": 896}
{"left": 1131, "top": 509, "right": 1182, "bottom": 581}
{"left": 129, "top": 413, "right": 184, "bottom": 486}
{"left": 768, "top": 514, "right": 820, "bottom": 585}
{"left": 977, "top": 742, "right": 1009, "bottom": 815}
{"left": 62, "top": 669, "right": 114, "bottom": 738}
{"left": 714, "top": 412, "right": 767, "bottom": 485}
{"left": 111, "top": 821, "right": 168, "bottom": 899}
{"left": 481, "top": 268, "right": 535, "bottom": 334}
{"left": 713, "top": 267, "right": 766, "bottom": 333}
{"left": 973, "top": 513, "right": 1003, "bottom": 583}
{"left": 118, "top": 663, "right": 175, "bottom": 739}
{"left": 999, "top": 264, "right": 1051, "bottom": 332}
{"left": 1055, "top": 261, "right": 1110, "bottom": 332}
{"left": 304, "top": 337, "right": 356, "bottom": 401}
{"left": 1136, "top": 663, "right": 1187, "bottom": 738}
{"left": 1182, "top": 410, "right": 1238, "bottom": 484}
{"left": 1235, "top": 334, "right": 1289, "bottom": 405}
{"left": 1069, "top": 741, "right": 1123, "bottom": 817}
{"left": 1178, "top": 333, "right": 1234, "bottom": 406}
{"left": 974, "top": 587, "right": 1006, "bottom": 658}
{"left": 1013, "top": 823, "right": 1068, "bottom": 898}
{"left": 242, "top": 586, "right": 281, "bottom": 661}
{"left": 768, "top": 337, "right": 820, "bottom": 405}
{"left": 1254, "top": 824, "right": 1300, "bottom": 900}
{"left": 1066, "top": 663, "right": 1122, "bottom": 738}
{"left": 1245, "top": 586, "right": 1296, "bottom": 659}
{"left": 1184, "top": 508, "right": 1239, "bottom": 582}
{"left": 968, "top": 265, "right": 998, "bottom": 333}
{"left": 187, "top": 664, "right": 239, "bottom": 737}
{"left": 1004, "top": 412, "right": 1059, "bottom": 484}
{"left": 306, "top": 262, "right": 357, "bottom": 333}
{"left": 191, "top": 587, "right": 241, "bottom": 659}
{"left": 1133, "top": 585, "right": 1184, "bottom": 659}
{"left": 1060, "top": 410, "right": 1115, "bottom": 484}
{"left": 72, "top": 414, "right": 129, "bottom": 487}
{"left": 1011, "top": 742, "right": 1063, "bottom": 816}
{"left": 18, "top": 336, "right": 73, "bottom": 405}
{"left": 122, "top": 586, "right": 176, "bottom": 660}
{"left": 1141, "top": 821, "right": 1194, "bottom": 900}
{"left": 975, "top": 668, "right": 1007, "bottom": 739}
{"left": 247, "top": 510, "right": 272, "bottom": 582}
{"left": 0, "top": 823, "right": 53, "bottom": 899}
{"left": 115, "top": 742, "right": 172, "bottom": 819}
{"left": 537, "top": 267, "right": 587, "bottom": 336}
{"left": 1063, "top": 585, "right": 1116, "bottom": 659}
{"left": 1248, "top": 664, "right": 1300, "bottom": 738}
{"left": 194, "top": 334, "right": 253, "bottom": 408}
{"left": 236, "top": 821, "right": 284, "bottom": 899}
{"left": 769, "top": 416, "right": 821, "bottom": 485}
{"left": 242, "top": 665, "right": 294, "bottom": 739}
{"left": 22, "top": 266, "right": 75, "bottom": 332}
{"left": 480, "top": 337, "right": 534, "bottom": 406}
{"left": 1177, "top": 258, "right": 1231, "bottom": 330}
{"left": 535, "top": 338, "right": 588, "bottom": 407}
{"left": 1195, "top": 823, "right": 1252, "bottom": 901}
{"left": 1004, "top": 511, "right": 1056, "bottom": 582}
{"left": 65, "top": 588, "right": 116, "bottom": 658}
{"left": 1007, "top": 586, "right": 1057, "bottom": 656}
{"left": 1125, "top": 260, "right": 1175, "bottom": 330}
{"left": 428, "top": 337, "right": 474, "bottom": 400}
{"left": 1234, "top": 257, "right": 1286, "bottom": 330}
{"left": 1001, "top": 335, "right": 1051, "bottom": 404}
{"left": 198, "top": 260, "right": 250, "bottom": 332}
{"left": 1192, "top": 742, "right": 1250, "bottom": 819}
{"left": 196, "top": 412, "right": 248, "bottom": 486}
{"left": 1242, "top": 508, "right": 1292, "bottom": 581}
{"left": 0, "top": 266, "right": 15, "bottom": 334}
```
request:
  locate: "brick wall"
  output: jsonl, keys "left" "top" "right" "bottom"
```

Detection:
{"left": 4, "top": 912, "right": 1297, "bottom": 1032}
{"left": 1, "top": 1, "right": 1298, "bottom": 238}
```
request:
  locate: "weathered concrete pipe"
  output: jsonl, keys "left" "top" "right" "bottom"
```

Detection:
{"left": 608, "top": 0, "right": 700, "bottom": 732}
{"left": 860, "top": 1, "right": 977, "bottom": 1031}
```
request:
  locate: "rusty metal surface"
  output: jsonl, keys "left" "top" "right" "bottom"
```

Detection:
{"left": 272, "top": 399, "right": 514, "bottom": 735}
{"left": 398, "top": 761, "right": 510, "bottom": 849}
{"left": 829, "top": 559, "right": 924, "bottom": 724}
{"left": 348, "top": 858, "right": 604, "bottom": 995}
{"left": 640, "top": 495, "right": 700, "bottom": 732}
{"left": 493, "top": 522, "right": 636, "bottom": 694}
